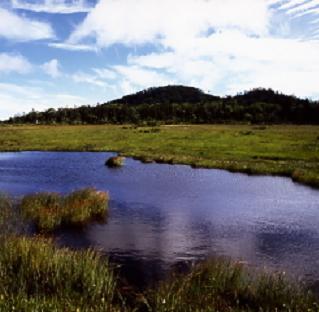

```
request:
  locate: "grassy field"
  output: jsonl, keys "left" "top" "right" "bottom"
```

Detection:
{"left": 0, "top": 124, "right": 318, "bottom": 187}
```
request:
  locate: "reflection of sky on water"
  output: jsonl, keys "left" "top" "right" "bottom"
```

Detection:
{"left": 1, "top": 152, "right": 319, "bottom": 287}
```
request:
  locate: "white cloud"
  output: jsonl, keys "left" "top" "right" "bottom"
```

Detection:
{"left": 113, "top": 65, "right": 172, "bottom": 90}
{"left": 0, "top": 53, "right": 32, "bottom": 74}
{"left": 0, "top": 82, "right": 90, "bottom": 120}
{"left": 66, "top": 0, "right": 270, "bottom": 49}
{"left": 125, "top": 29, "right": 319, "bottom": 98}
{"left": 0, "top": 7, "right": 54, "bottom": 41}
{"left": 42, "top": 59, "right": 62, "bottom": 78}
{"left": 11, "top": 0, "right": 93, "bottom": 14}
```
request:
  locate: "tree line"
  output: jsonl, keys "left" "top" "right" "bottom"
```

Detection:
{"left": 6, "top": 86, "right": 319, "bottom": 125}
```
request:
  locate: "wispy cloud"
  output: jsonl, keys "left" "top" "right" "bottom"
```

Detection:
{"left": 0, "top": 7, "right": 54, "bottom": 41}
{"left": 71, "top": 71, "right": 109, "bottom": 87}
{"left": 278, "top": 0, "right": 319, "bottom": 15}
{"left": 48, "top": 42, "right": 98, "bottom": 52}
{"left": 11, "top": 0, "right": 93, "bottom": 14}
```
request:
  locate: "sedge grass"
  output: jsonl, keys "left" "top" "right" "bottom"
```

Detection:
{"left": 21, "top": 188, "right": 109, "bottom": 232}
{"left": 146, "top": 259, "right": 318, "bottom": 312}
{"left": 0, "top": 236, "right": 121, "bottom": 312}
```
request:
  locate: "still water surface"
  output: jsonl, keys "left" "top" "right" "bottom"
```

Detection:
{"left": 1, "top": 152, "right": 319, "bottom": 287}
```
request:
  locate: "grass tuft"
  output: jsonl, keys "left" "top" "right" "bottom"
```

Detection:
{"left": 21, "top": 188, "right": 109, "bottom": 232}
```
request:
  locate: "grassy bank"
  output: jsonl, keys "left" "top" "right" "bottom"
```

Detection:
{"left": 21, "top": 188, "right": 109, "bottom": 232}
{"left": 0, "top": 124, "right": 318, "bottom": 188}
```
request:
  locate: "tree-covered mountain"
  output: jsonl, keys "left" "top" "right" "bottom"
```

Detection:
{"left": 6, "top": 85, "right": 319, "bottom": 124}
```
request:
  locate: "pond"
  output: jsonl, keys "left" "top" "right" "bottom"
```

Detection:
{"left": 1, "top": 151, "right": 319, "bottom": 289}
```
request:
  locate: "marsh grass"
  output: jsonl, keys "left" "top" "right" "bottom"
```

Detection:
{"left": 0, "top": 194, "right": 23, "bottom": 237}
{"left": 0, "top": 236, "right": 121, "bottom": 312}
{"left": 146, "top": 260, "right": 318, "bottom": 312}
{"left": 21, "top": 188, "right": 109, "bottom": 232}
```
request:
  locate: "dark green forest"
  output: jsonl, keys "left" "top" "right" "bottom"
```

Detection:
{"left": 6, "top": 85, "right": 319, "bottom": 124}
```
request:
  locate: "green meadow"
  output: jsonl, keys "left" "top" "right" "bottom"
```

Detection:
{"left": 0, "top": 124, "right": 318, "bottom": 187}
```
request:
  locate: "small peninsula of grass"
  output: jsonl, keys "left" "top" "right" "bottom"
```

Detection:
{"left": 21, "top": 188, "right": 109, "bottom": 232}
{"left": 0, "top": 124, "right": 318, "bottom": 188}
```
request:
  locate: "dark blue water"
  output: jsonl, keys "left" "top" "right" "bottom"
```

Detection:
{"left": 1, "top": 152, "right": 319, "bottom": 288}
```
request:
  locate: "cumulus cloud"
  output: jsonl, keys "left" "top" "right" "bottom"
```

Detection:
{"left": 11, "top": 0, "right": 93, "bottom": 14}
{"left": 66, "top": 0, "right": 270, "bottom": 49}
{"left": 0, "top": 7, "right": 54, "bottom": 41}
{"left": 0, "top": 53, "right": 32, "bottom": 74}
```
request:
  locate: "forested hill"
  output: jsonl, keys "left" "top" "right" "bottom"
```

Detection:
{"left": 6, "top": 85, "right": 319, "bottom": 124}
{"left": 109, "top": 85, "right": 220, "bottom": 105}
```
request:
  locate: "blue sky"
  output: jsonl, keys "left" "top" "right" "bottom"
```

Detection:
{"left": 0, "top": 0, "right": 319, "bottom": 119}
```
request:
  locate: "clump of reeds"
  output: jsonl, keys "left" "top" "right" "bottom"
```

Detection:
{"left": 21, "top": 188, "right": 109, "bottom": 232}
{"left": 146, "top": 259, "right": 318, "bottom": 312}
{"left": 0, "top": 236, "right": 120, "bottom": 312}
